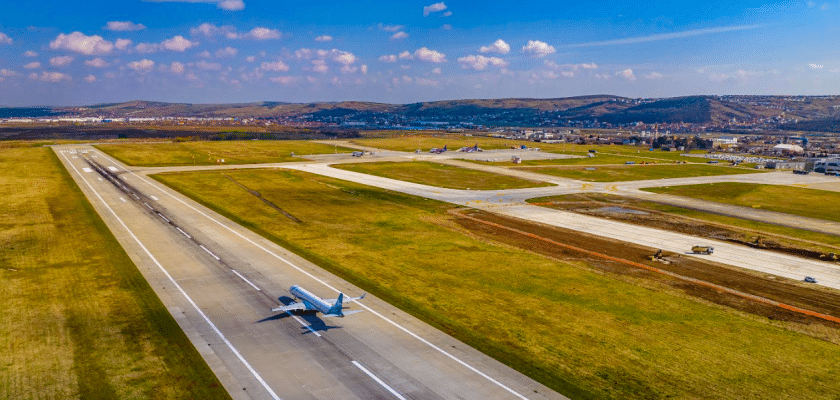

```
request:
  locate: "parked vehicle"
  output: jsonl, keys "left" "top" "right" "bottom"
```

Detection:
{"left": 793, "top": 170, "right": 810, "bottom": 175}
{"left": 804, "top": 276, "right": 817, "bottom": 283}
{"left": 691, "top": 245, "right": 714, "bottom": 254}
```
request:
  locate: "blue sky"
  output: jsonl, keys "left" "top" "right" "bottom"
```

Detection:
{"left": 0, "top": 0, "right": 838, "bottom": 106}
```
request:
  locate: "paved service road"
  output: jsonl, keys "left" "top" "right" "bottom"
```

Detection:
{"left": 54, "top": 145, "right": 564, "bottom": 400}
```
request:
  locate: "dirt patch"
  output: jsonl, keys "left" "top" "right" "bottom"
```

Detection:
{"left": 451, "top": 209, "right": 840, "bottom": 329}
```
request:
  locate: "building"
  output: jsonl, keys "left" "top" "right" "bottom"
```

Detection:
{"left": 772, "top": 144, "right": 804, "bottom": 155}
{"left": 765, "top": 161, "right": 805, "bottom": 170}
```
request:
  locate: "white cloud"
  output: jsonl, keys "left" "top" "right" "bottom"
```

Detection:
{"left": 0, "top": 33, "right": 12, "bottom": 44}
{"left": 215, "top": 46, "right": 238, "bottom": 58}
{"left": 522, "top": 40, "right": 555, "bottom": 57}
{"left": 147, "top": 0, "right": 244, "bottom": 11}
{"left": 457, "top": 55, "right": 507, "bottom": 70}
{"left": 170, "top": 61, "right": 185, "bottom": 74}
{"left": 416, "top": 77, "right": 439, "bottom": 87}
{"left": 479, "top": 39, "right": 510, "bottom": 54}
{"left": 50, "top": 32, "right": 114, "bottom": 55}
{"left": 234, "top": 27, "right": 281, "bottom": 40}
{"left": 414, "top": 47, "right": 446, "bottom": 63}
{"left": 401, "top": 64, "right": 411, "bottom": 70}
{"left": 423, "top": 2, "right": 447, "bottom": 16}
{"left": 379, "top": 24, "right": 404, "bottom": 32}
{"left": 398, "top": 50, "right": 413, "bottom": 60}
{"left": 31, "top": 71, "right": 71, "bottom": 82}
{"left": 567, "top": 24, "right": 765, "bottom": 48}
{"left": 24, "top": 51, "right": 38, "bottom": 57}
{"left": 544, "top": 60, "right": 598, "bottom": 71}
{"left": 115, "top": 38, "right": 132, "bottom": 50}
{"left": 105, "top": 21, "right": 146, "bottom": 31}
{"left": 23, "top": 62, "right": 41, "bottom": 70}
{"left": 84, "top": 74, "right": 97, "bottom": 83}
{"left": 218, "top": 0, "right": 245, "bottom": 10}
{"left": 245, "top": 55, "right": 256, "bottom": 62}
{"left": 809, "top": 63, "right": 824, "bottom": 69}
{"left": 195, "top": 60, "right": 222, "bottom": 70}
{"left": 616, "top": 68, "right": 636, "bottom": 81}
{"left": 432, "top": 67, "right": 441, "bottom": 74}
{"left": 127, "top": 59, "right": 155, "bottom": 72}
{"left": 162, "top": 35, "right": 198, "bottom": 51}
{"left": 645, "top": 71, "right": 663, "bottom": 79}
{"left": 442, "top": 11, "right": 452, "bottom": 16}
{"left": 340, "top": 65, "right": 358, "bottom": 73}
{"left": 135, "top": 43, "right": 158, "bottom": 53}
{"left": 311, "top": 59, "right": 329, "bottom": 73}
{"left": 360, "top": 64, "right": 367, "bottom": 74}
{"left": 379, "top": 54, "right": 397, "bottom": 63}
{"left": 190, "top": 23, "right": 235, "bottom": 37}
{"left": 315, "top": 35, "right": 333, "bottom": 42}
{"left": 391, "top": 31, "right": 408, "bottom": 40}
{"left": 260, "top": 60, "right": 290, "bottom": 72}
{"left": 441, "top": 24, "right": 452, "bottom": 30}
{"left": 331, "top": 50, "right": 356, "bottom": 65}
{"left": 50, "top": 56, "right": 74, "bottom": 67}
{"left": 0, "top": 69, "right": 19, "bottom": 77}
{"left": 269, "top": 76, "right": 298, "bottom": 84}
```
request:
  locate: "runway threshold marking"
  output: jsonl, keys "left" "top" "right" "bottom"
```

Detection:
{"left": 199, "top": 245, "right": 221, "bottom": 260}
{"left": 96, "top": 149, "right": 531, "bottom": 400}
{"left": 59, "top": 151, "right": 283, "bottom": 400}
{"left": 232, "top": 269, "right": 261, "bottom": 291}
{"left": 352, "top": 361, "right": 407, "bottom": 400}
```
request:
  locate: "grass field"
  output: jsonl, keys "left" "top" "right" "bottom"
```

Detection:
{"left": 153, "top": 168, "right": 840, "bottom": 400}
{"left": 0, "top": 148, "right": 229, "bottom": 399}
{"left": 643, "top": 182, "right": 840, "bottom": 223}
{"left": 518, "top": 164, "right": 764, "bottom": 182}
{"left": 94, "top": 140, "right": 352, "bottom": 166}
{"left": 333, "top": 161, "right": 553, "bottom": 190}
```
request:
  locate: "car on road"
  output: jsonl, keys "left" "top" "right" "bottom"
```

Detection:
{"left": 707, "top": 160, "right": 719, "bottom": 164}
{"left": 793, "top": 170, "right": 810, "bottom": 175}
{"left": 691, "top": 245, "right": 714, "bottom": 254}
{"left": 804, "top": 276, "right": 817, "bottom": 283}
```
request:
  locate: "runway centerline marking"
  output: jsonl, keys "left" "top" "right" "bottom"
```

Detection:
{"left": 93, "top": 149, "right": 530, "bottom": 400}
{"left": 156, "top": 213, "right": 170, "bottom": 223}
{"left": 176, "top": 227, "right": 192, "bottom": 239}
{"left": 352, "top": 361, "right": 407, "bottom": 400}
{"left": 291, "top": 315, "right": 321, "bottom": 337}
{"left": 58, "top": 150, "right": 282, "bottom": 400}
{"left": 119, "top": 197, "right": 126, "bottom": 202}
{"left": 232, "top": 269, "right": 261, "bottom": 291}
{"left": 144, "top": 202, "right": 153, "bottom": 210}
{"left": 199, "top": 245, "right": 220, "bottom": 260}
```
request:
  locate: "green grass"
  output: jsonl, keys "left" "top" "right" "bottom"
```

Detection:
{"left": 643, "top": 182, "right": 840, "bottom": 223}
{"left": 333, "top": 161, "right": 553, "bottom": 190}
{"left": 152, "top": 168, "right": 840, "bottom": 400}
{"left": 0, "top": 148, "right": 229, "bottom": 399}
{"left": 518, "top": 164, "right": 765, "bottom": 182}
{"left": 527, "top": 193, "right": 840, "bottom": 251}
{"left": 94, "top": 140, "right": 353, "bottom": 167}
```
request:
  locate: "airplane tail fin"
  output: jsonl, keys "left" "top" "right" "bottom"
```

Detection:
{"left": 327, "top": 293, "right": 344, "bottom": 315}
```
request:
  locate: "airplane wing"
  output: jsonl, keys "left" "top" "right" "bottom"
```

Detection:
{"left": 322, "top": 310, "right": 364, "bottom": 318}
{"left": 271, "top": 302, "right": 307, "bottom": 313}
{"left": 323, "top": 293, "right": 366, "bottom": 307}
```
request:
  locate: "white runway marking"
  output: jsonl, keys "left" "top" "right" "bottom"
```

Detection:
{"left": 176, "top": 227, "right": 192, "bottom": 239}
{"left": 157, "top": 213, "right": 170, "bottom": 223}
{"left": 91, "top": 149, "right": 530, "bottom": 400}
{"left": 352, "top": 361, "right": 407, "bottom": 400}
{"left": 97, "top": 177, "right": 102, "bottom": 181}
{"left": 58, "top": 151, "right": 282, "bottom": 400}
{"left": 231, "top": 269, "right": 261, "bottom": 291}
{"left": 144, "top": 202, "right": 154, "bottom": 210}
{"left": 151, "top": 195, "right": 158, "bottom": 201}
{"left": 82, "top": 167, "right": 92, "bottom": 173}
{"left": 108, "top": 166, "right": 118, "bottom": 172}
{"left": 199, "top": 245, "right": 220, "bottom": 260}
{"left": 120, "top": 197, "right": 126, "bottom": 202}
{"left": 132, "top": 194, "right": 140, "bottom": 200}
{"left": 291, "top": 315, "right": 321, "bottom": 337}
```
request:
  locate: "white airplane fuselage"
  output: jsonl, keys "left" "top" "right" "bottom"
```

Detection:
{"left": 290, "top": 285, "right": 334, "bottom": 314}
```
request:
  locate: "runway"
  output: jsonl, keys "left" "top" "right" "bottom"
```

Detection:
{"left": 54, "top": 145, "right": 563, "bottom": 400}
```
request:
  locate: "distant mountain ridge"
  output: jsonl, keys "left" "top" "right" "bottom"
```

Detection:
{"left": 4, "top": 95, "right": 840, "bottom": 130}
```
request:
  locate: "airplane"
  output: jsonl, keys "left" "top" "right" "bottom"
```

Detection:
{"left": 429, "top": 144, "right": 448, "bottom": 154}
{"left": 272, "top": 285, "right": 365, "bottom": 317}
{"left": 459, "top": 143, "right": 482, "bottom": 153}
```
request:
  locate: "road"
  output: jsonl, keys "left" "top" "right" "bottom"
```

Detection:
{"left": 54, "top": 145, "right": 564, "bottom": 400}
